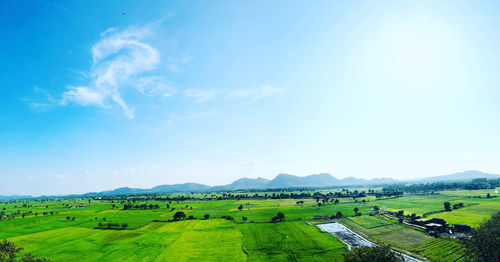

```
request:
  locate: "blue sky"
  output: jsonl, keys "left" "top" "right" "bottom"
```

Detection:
{"left": 1, "top": 1, "right": 500, "bottom": 195}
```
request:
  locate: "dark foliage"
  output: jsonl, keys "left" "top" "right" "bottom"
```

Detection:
{"left": 465, "top": 211, "right": 500, "bottom": 262}
{"left": 0, "top": 239, "right": 50, "bottom": 262}
{"left": 343, "top": 245, "right": 404, "bottom": 262}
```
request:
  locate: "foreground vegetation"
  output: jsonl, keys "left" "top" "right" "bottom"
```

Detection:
{"left": 0, "top": 186, "right": 498, "bottom": 261}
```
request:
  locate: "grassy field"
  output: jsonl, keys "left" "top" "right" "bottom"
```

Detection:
{"left": 1, "top": 188, "right": 498, "bottom": 261}
{"left": 240, "top": 222, "right": 346, "bottom": 261}
{"left": 372, "top": 188, "right": 500, "bottom": 227}
{"left": 7, "top": 219, "right": 345, "bottom": 262}
{"left": 346, "top": 215, "right": 395, "bottom": 229}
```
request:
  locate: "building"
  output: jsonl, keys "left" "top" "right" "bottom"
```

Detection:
{"left": 453, "top": 223, "right": 471, "bottom": 232}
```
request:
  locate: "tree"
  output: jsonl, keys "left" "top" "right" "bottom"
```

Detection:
{"left": 20, "top": 252, "right": 51, "bottom": 262}
{"left": 0, "top": 239, "right": 50, "bottom": 262}
{"left": 343, "top": 245, "right": 404, "bottom": 262}
{"left": 0, "top": 239, "right": 21, "bottom": 261}
{"left": 487, "top": 193, "right": 491, "bottom": 199}
{"left": 334, "top": 199, "right": 339, "bottom": 204}
{"left": 173, "top": 211, "right": 186, "bottom": 221}
{"left": 354, "top": 207, "right": 359, "bottom": 215}
{"left": 242, "top": 216, "right": 247, "bottom": 222}
{"left": 465, "top": 211, "right": 500, "bottom": 262}
{"left": 444, "top": 202, "right": 451, "bottom": 211}
{"left": 65, "top": 216, "right": 70, "bottom": 220}
{"left": 276, "top": 212, "right": 285, "bottom": 221}
{"left": 203, "top": 214, "right": 210, "bottom": 220}
{"left": 396, "top": 210, "right": 404, "bottom": 217}
{"left": 336, "top": 211, "right": 343, "bottom": 218}
{"left": 238, "top": 204, "right": 243, "bottom": 211}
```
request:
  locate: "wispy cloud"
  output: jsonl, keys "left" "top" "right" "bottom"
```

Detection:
{"left": 183, "top": 85, "right": 284, "bottom": 104}
{"left": 137, "top": 76, "right": 177, "bottom": 97}
{"left": 166, "top": 53, "right": 192, "bottom": 73}
{"left": 23, "top": 85, "right": 57, "bottom": 112}
{"left": 61, "top": 22, "right": 168, "bottom": 119}
{"left": 183, "top": 89, "right": 218, "bottom": 103}
{"left": 228, "top": 85, "right": 285, "bottom": 101}
{"left": 49, "top": 20, "right": 281, "bottom": 119}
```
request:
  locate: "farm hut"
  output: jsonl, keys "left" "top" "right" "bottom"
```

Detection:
{"left": 426, "top": 218, "right": 448, "bottom": 226}
{"left": 425, "top": 222, "right": 448, "bottom": 233}
{"left": 453, "top": 223, "right": 471, "bottom": 232}
{"left": 415, "top": 218, "right": 429, "bottom": 226}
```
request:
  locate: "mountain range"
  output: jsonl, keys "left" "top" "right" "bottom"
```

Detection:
{"left": 2, "top": 170, "right": 498, "bottom": 199}
{"left": 79, "top": 170, "right": 498, "bottom": 197}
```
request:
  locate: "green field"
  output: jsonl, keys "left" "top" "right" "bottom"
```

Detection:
{"left": 372, "top": 188, "right": 500, "bottom": 227}
{"left": 341, "top": 215, "right": 466, "bottom": 261}
{"left": 1, "top": 188, "right": 498, "bottom": 261}
{"left": 7, "top": 220, "right": 345, "bottom": 262}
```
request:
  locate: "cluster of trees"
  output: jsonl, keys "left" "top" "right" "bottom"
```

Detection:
{"left": 122, "top": 204, "right": 160, "bottom": 210}
{"left": 173, "top": 211, "right": 186, "bottom": 221}
{"left": 96, "top": 222, "right": 128, "bottom": 229}
{"left": 384, "top": 178, "right": 500, "bottom": 193}
{"left": 343, "top": 245, "right": 404, "bottom": 262}
{"left": 0, "top": 239, "right": 50, "bottom": 262}
{"left": 97, "top": 188, "right": 390, "bottom": 202}
{"left": 465, "top": 211, "right": 500, "bottom": 262}
{"left": 271, "top": 212, "right": 285, "bottom": 222}
{"left": 443, "top": 202, "right": 464, "bottom": 211}
{"left": 0, "top": 209, "right": 43, "bottom": 221}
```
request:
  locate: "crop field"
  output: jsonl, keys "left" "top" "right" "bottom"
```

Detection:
{"left": 6, "top": 219, "right": 345, "bottom": 262}
{"left": 0, "top": 187, "right": 498, "bottom": 261}
{"left": 239, "top": 222, "right": 346, "bottom": 261}
{"left": 345, "top": 215, "right": 395, "bottom": 229}
{"left": 372, "top": 188, "right": 500, "bottom": 227}
{"left": 341, "top": 215, "right": 465, "bottom": 262}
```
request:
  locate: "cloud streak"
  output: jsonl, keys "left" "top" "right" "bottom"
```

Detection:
{"left": 61, "top": 23, "right": 163, "bottom": 118}
{"left": 183, "top": 85, "right": 284, "bottom": 104}
{"left": 227, "top": 85, "right": 285, "bottom": 101}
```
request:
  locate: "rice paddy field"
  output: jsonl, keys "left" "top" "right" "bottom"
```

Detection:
{"left": 373, "top": 188, "right": 500, "bottom": 227}
{"left": 0, "top": 187, "right": 498, "bottom": 261}
{"left": 341, "top": 215, "right": 466, "bottom": 261}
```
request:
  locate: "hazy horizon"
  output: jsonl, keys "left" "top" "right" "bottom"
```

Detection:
{"left": 2, "top": 1, "right": 500, "bottom": 196}
{"left": 2, "top": 169, "right": 497, "bottom": 197}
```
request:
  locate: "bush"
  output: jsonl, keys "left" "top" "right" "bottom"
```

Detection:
{"left": 0, "top": 239, "right": 51, "bottom": 262}
{"left": 465, "top": 211, "right": 500, "bottom": 262}
{"left": 343, "top": 245, "right": 404, "bottom": 262}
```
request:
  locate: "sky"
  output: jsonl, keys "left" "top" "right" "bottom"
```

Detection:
{"left": 1, "top": 1, "right": 500, "bottom": 195}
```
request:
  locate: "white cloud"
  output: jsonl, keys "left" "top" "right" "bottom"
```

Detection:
{"left": 183, "top": 89, "right": 218, "bottom": 103}
{"left": 183, "top": 85, "right": 284, "bottom": 104}
{"left": 166, "top": 53, "right": 192, "bottom": 73}
{"left": 61, "top": 86, "right": 106, "bottom": 106}
{"left": 137, "top": 76, "right": 177, "bottom": 97}
{"left": 57, "top": 20, "right": 281, "bottom": 118}
{"left": 61, "top": 22, "right": 167, "bottom": 119}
